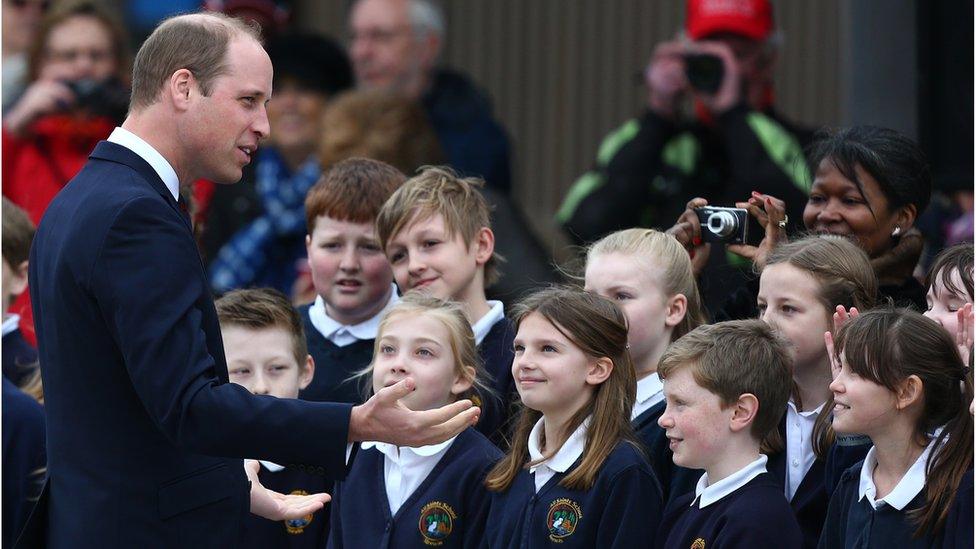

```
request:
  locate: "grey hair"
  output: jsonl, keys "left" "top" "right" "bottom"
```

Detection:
{"left": 408, "top": 0, "right": 444, "bottom": 39}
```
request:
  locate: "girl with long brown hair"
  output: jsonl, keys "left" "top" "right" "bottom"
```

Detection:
{"left": 483, "top": 287, "right": 662, "bottom": 547}
{"left": 820, "top": 308, "right": 973, "bottom": 547}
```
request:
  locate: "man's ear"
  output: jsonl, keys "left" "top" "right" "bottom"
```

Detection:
{"left": 585, "top": 357, "right": 613, "bottom": 386}
{"left": 298, "top": 355, "right": 315, "bottom": 390}
{"left": 418, "top": 31, "right": 442, "bottom": 69}
{"left": 473, "top": 227, "right": 495, "bottom": 266}
{"left": 729, "top": 393, "right": 759, "bottom": 433}
{"left": 894, "top": 374, "right": 923, "bottom": 410}
{"left": 169, "top": 69, "right": 196, "bottom": 111}
{"left": 664, "top": 293, "right": 688, "bottom": 329}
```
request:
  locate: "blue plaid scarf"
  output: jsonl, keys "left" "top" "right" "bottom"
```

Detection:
{"left": 208, "top": 147, "right": 320, "bottom": 293}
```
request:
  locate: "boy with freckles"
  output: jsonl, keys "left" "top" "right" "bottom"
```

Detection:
{"left": 655, "top": 320, "right": 803, "bottom": 548}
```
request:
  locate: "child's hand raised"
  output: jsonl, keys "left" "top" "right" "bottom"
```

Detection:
{"left": 956, "top": 303, "right": 973, "bottom": 366}
{"left": 348, "top": 378, "right": 481, "bottom": 447}
{"left": 825, "top": 306, "right": 859, "bottom": 377}
{"left": 727, "top": 192, "right": 789, "bottom": 270}
{"left": 245, "top": 459, "right": 330, "bottom": 521}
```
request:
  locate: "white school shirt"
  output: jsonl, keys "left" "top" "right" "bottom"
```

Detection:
{"left": 471, "top": 300, "right": 505, "bottom": 345}
{"left": 527, "top": 416, "right": 590, "bottom": 493}
{"left": 784, "top": 400, "right": 824, "bottom": 500}
{"left": 693, "top": 454, "right": 768, "bottom": 509}
{"left": 362, "top": 436, "right": 459, "bottom": 515}
{"left": 307, "top": 285, "right": 399, "bottom": 347}
{"left": 107, "top": 127, "right": 179, "bottom": 200}
{"left": 2, "top": 314, "right": 20, "bottom": 337}
{"left": 631, "top": 373, "right": 665, "bottom": 420}
{"left": 857, "top": 435, "right": 939, "bottom": 511}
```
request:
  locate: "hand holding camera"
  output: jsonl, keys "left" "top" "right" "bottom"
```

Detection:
{"left": 725, "top": 191, "right": 789, "bottom": 269}
{"left": 3, "top": 79, "right": 75, "bottom": 136}
{"left": 644, "top": 39, "right": 743, "bottom": 119}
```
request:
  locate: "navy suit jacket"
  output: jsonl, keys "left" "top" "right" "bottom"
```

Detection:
{"left": 24, "top": 141, "right": 353, "bottom": 548}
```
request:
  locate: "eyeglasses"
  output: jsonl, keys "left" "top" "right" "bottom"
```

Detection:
{"left": 45, "top": 47, "right": 113, "bottom": 65}
{"left": 8, "top": 0, "right": 50, "bottom": 11}
{"left": 349, "top": 25, "right": 413, "bottom": 45}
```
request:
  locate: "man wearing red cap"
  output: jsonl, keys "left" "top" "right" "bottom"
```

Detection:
{"left": 558, "top": 0, "right": 814, "bottom": 309}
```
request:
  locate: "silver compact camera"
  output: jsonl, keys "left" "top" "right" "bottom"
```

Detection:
{"left": 694, "top": 206, "right": 749, "bottom": 245}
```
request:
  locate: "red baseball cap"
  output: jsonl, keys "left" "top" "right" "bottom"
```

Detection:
{"left": 686, "top": 0, "right": 774, "bottom": 41}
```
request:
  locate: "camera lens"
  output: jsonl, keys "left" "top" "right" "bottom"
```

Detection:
{"left": 706, "top": 211, "right": 738, "bottom": 237}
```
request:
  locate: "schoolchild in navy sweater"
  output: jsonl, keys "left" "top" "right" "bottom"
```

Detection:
{"left": 378, "top": 167, "right": 518, "bottom": 445}
{"left": 757, "top": 235, "right": 880, "bottom": 548}
{"left": 584, "top": 228, "right": 709, "bottom": 505}
{"left": 485, "top": 288, "right": 663, "bottom": 548}
{"left": 655, "top": 320, "right": 802, "bottom": 548}
{"left": 2, "top": 198, "right": 39, "bottom": 389}
{"left": 298, "top": 158, "right": 408, "bottom": 403}
{"left": 329, "top": 293, "right": 503, "bottom": 548}
{"left": 819, "top": 309, "right": 973, "bottom": 549}
{"left": 216, "top": 288, "right": 334, "bottom": 547}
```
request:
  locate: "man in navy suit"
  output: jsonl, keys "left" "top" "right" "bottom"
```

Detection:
{"left": 23, "top": 12, "right": 478, "bottom": 548}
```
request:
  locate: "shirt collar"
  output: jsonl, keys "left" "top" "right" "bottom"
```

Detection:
{"left": 471, "top": 301, "right": 504, "bottom": 345}
{"left": 1, "top": 314, "right": 20, "bottom": 337}
{"left": 787, "top": 399, "right": 825, "bottom": 417}
{"left": 362, "top": 434, "right": 458, "bottom": 461}
{"left": 637, "top": 373, "right": 664, "bottom": 405}
{"left": 107, "top": 127, "right": 180, "bottom": 201}
{"left": 694, "top": 454, "right": 768, "bottom": 508}
{"left": 308, "top": 285, "right": 399, "bottom": 341}
{"left": 527, "top": 416, "right": 590, "bottom": 474}
{"left": 857, "top": 435, "right": 939, "bottom": 510}
{"left": 259, "top": 460, "right": 285, "bottom": 473}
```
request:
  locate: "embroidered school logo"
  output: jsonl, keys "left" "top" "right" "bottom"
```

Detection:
{"left": 283, "top": 490, "right": 314, "bottom": 534}
{"left": 690, "top": 538, "right": 706, "bottom": 549}
{"left": 418, "top": 501, "right": 457, "bottom": 545}
{"left": 546, "top": 498, "right": 582, "bottom": 541}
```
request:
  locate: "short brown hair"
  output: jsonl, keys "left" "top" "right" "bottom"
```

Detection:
{"left": 926, "top": 243, "right": 974, "bottom": 302}
{"left": 658, "top": 320, "right": 793, "bottom": 440}
{"left": 2, "top": 198, "right": 35, "bottom": 268}
{"left": 318, "top": 89, "right": 444, "bottom": 174}
{"left": 304, "top": 158, "right": 406, "bottom": 231}
{"left": 215, "top": 288, "right": 308, "bottom": 367}
{"left": 376, "top": 166, "right": 501, "bottom": 285}
{"left": 28, "top": 0, "right": 131, "bottom": 83}
{"left": 129, "top": 12, "right": 260, "bottom": 110}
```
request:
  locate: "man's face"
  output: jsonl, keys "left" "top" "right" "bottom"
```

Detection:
{"left": 180, "top": 37, "right": 272, "bottom": 184}
{"left": 267, "top": 79, "right": 327, "bottom": 154}
{"left": 349, "top": 0, "right": 432, "bottom": 98}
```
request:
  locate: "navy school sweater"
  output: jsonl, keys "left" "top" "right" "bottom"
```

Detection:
{"left": 241, "top": 465, "right": 332, "bottom": 549}
{"left": 485, "top": 441, "right": 662, "bottom": 548}
{"left": 1, "top": 376, "right": 45, "bottom": 548}
{"left": 766, "top": 415, "right": 871, "bottom": 549}
{"left": 818, "top": 459, "right": 943, "bottom": 549}
{"left": 2, "top": 327, "right": 38, "bottom": 388}
{"left": 657, "top": 472, "right": 803, "bottom": 549}
{"left": 296, "top": 304, "right": 373, "bottom": 404}
{"left": 328, "top": 427, "right": 502, "bottom": 548}
{"left": 942, "top": 469, "right": 973, "bottom": 549}
{"left": 633, "top": 400, "right": 702, "bottom": 506}
{"left": 476, "top": 316, "right": 517, "bottom": 448}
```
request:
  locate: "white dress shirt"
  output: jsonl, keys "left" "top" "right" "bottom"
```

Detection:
{"left": 308, "top": 285, "right": 399, "bottom": 347}
{"left": 857, "top": 436, "right": 939, "bottom": 511}
{"left": 693, "top": 454, "right": 769, "bottom": 508}
{"left": 527, "top": 416, "right": 590, "bottom": 493}
{"left": 362, "top": 436, "right": 458, "bottom": 515}
{"left": 107, "top": 127, "right": 180, "bottom": 200}
{"left": 784, "top": 400, "right": 824, "bottom": 500}
{"left": 471, "top": 300, "right": 505, "bottom": 345}
{"left": 631, "top": 373, "right": 665, "bottom": 420}
{"left": 2, "top": 314, "right": 20, "bottom": 337}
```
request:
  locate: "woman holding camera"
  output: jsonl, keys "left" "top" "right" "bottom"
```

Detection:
{"left": 3, "top": 0, "right": 130, "bottom": 225}
{"left": 671, "top": 125, "right": 932, "bottom": 318}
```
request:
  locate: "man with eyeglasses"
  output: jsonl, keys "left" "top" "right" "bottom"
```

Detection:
{"left": 348, "top": 0, "right": 512, "bottom": 193}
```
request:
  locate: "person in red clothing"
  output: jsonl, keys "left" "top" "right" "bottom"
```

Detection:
{"left": 2, "top": 0, "right": 131, "bottom": 345}
{"left": 2, "top": 0, "right": 130, "bottom": 225}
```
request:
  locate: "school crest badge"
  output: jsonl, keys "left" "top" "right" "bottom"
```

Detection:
{"left": 546, "top": 498, "right": 582, "bottom": 541}
{"left": 691, "top": 538, "right": 706, "bottom": 549}
{"left": 419, "top": 501, "right": 457, "bottom": 546}
{"left": 284, "top": 490, "right": 314, "bottom": 534}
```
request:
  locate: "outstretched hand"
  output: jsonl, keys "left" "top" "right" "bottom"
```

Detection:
{"left": 956, "top": 303, "right": 974, "bottom": 366}
{"left": 726, "top": 192, "right": 789, "bottom": 269}
{"left": 666, "top": 197, "right": 712, "bottom": 277}
{"left": 246, "top": 460, "right": 330, "bottom": 521}
{"left": 348, "top": 378, "right": 480, "bottom": 447}
{"left": 825, "top": 306, "right": 859, "bottom": 377}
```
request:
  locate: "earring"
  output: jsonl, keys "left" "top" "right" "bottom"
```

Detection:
{"left": 891, "top": 227, "right": 901, "bottom": 237}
